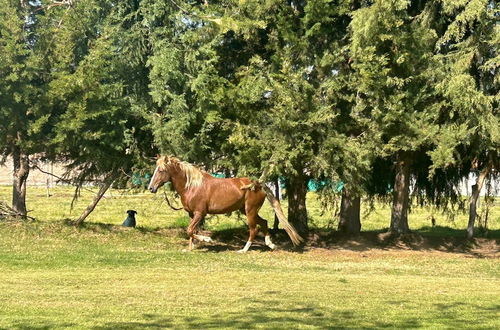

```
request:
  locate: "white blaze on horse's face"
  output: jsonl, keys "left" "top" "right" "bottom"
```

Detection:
{"left": 148, "top": 166, "right": 167, "bottom": 193}
{"left": 148, "top": 166, "right": 159, "bottom": 193}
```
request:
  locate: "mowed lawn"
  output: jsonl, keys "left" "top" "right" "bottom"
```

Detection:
{"left": 0, "top": 186, "right": 499, "bottom": 329}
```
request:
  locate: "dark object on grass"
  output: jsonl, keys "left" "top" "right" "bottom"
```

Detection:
{"left": 122, "top": 210, "right": 137, "bottom": 228}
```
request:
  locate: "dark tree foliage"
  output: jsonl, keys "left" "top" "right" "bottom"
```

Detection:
{"left": 1, "top": 0, "right": 496, "bottom": 236}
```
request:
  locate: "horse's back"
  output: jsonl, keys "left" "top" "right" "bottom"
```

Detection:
{"left": 202, "top": 176, "right": 265, "bottom": 214}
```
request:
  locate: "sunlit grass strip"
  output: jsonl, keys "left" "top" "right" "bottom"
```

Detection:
{"left": 0, "top": 186, "right": 498, "bottom": 233}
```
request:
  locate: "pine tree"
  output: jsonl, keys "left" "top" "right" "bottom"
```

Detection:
{"left": 428, "top": 0, "right": 499, "bottom": 238}
{"left": 349, "top": 0, "right": 439, "bottom": 234}
{"left": 147, "top": 0, "right": 376, "bottom": 235}
{"left": 46, "top": 0, "right": 155, "bottom": 224}
{"left": 223, "top": 0, "right": 362, "bottom": 235}
{"left": 316, "top": 1, "right": 377, "bottom": 235}
{"left": 0, "top": 0, "right": 66, "bottom": 216}
{"left": 145, "top": 0, "right": 246, "bottom": 168}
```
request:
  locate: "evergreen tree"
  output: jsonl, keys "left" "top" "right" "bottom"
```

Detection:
{"left": 349, "top": 0, "right": 439, "bottom": 234}
{"left": 223, "top": 0, "right": 360, "bottom": 235}
{"left": 0, "top": 0, "right": 164, "bottom": 222}
{"left": 146, "top": 0, "right": 233, "bottom": 165}
{"left": 147, "top": 1, "right": 375, "bottom": 235}
{"left": 0, "top": 0, "right": 66, "bottom": 216}
{"left": 428, "top": 0, "right": 499, "bottom": 237}
{"left": 317, "top": 1, "right": 376, "bottom": 235}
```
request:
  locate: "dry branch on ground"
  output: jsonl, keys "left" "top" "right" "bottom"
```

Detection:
{"left": 0, "top": 200, "right": 35, "bottom": 221}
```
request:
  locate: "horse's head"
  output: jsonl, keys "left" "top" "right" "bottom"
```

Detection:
{"left": 148, "top": 157, "right": 171, "bottom": 193}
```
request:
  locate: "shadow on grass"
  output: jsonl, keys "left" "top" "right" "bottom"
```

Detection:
{"left": 91, "top": 300, "right": 413, "bottom": 329}
{"left": 56, "top": 219, "right": 499, "bottom": 257}
{"left": 197, "top": 225, "right": 500, "bottom": 257}
{"left": 417, "top": 225, "right": 500, "bottom": 239}
{"left": 305, "top": 227, "right": 500, "bottom": 257}
{"left": 7, "top": 299, "right": 498, "bottom": 329}
{"left": 201, "top": 227, "right": 304, "bottom": 253}
{"left": 3, "top": 322, "right": 76, "bottom": 330}
{"left": 62, "top": 218, "right": 188, "bottom": 239}
{"left": 89, "top": 298, "right": 499, "bottom": 329}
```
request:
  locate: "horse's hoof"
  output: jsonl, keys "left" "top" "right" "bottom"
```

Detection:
{"left": 199, "top": 236, "right": 212, "bottom": 243}
{"left": 268, "top": 244, "right": 277, "bottom": 250}
{"left": 194, "top": 234, "right": 213, "bottom": 243}
{"left": 237, "top": 249, "right": 247, "bottom": 253}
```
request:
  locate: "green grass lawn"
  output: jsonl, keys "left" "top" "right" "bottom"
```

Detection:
{"left": 0, "top": 186, "right": 499, "bottom": 329}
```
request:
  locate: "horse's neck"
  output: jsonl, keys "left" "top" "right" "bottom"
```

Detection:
{"left": 169, "top": 167, "right": 188, "bottom": 196}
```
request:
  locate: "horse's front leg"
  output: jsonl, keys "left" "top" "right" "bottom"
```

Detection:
{"left": 187, "top": 212, "right": 211, "bottom": 251}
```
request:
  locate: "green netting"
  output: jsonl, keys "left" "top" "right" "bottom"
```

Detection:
{"left": 307, "top": 179, "right": 343, "bottom": 192}
{"left": 132, "top": 173, "right": 151, "bottom": 187}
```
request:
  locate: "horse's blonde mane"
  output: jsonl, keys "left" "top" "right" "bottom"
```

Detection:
{"left": 157, "top": 156, "right": 204, "bottom": 189}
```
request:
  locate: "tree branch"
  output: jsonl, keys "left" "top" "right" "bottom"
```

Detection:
{"left": 31, "top": 163, "right": 98, "bottom": 195}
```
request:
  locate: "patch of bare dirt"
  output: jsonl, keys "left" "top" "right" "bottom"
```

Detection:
{"left": 205, "top": 228, "right": 500, "bottom": 258}
{"left": 305, "top": 231, "right": 500, "bottom": 258}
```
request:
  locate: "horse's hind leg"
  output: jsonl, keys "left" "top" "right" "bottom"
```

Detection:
{"left": 238, "top": 209, "right": 259, "bottom": 253}
{"left": 256, "top": 215, "right": 276, "bottom": 250}
{"left": 238, "top": 220, "right": 257, "bottom": 253}
{"left": 239, "top": 215, "right": 276, "bottom": 252}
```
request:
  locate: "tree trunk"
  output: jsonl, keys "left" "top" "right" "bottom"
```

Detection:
{"left": 338, "top": 186, "right": 361, "bottom": 234}
{"left": 390, "top": 154, "right": 411, "bottom": 235}
{"left": 287, "top": 173, "right": 308, "bottom": 236}
{"left": 75, "top": 173, "right": 116, "bottom": 226}
{"left": 12, "top": 148, "right": 30, "bottom": 217}
{"left": 467, "top": 166, "right": 490, "bottom": 239}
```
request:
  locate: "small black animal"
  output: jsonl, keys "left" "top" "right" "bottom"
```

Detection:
{"left": 122, "top": 210, "right": 137, "bottom": 228}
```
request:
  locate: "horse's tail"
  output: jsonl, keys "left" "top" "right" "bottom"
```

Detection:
{"left": 261, "top": 184, "right": 304, "bottom": 246}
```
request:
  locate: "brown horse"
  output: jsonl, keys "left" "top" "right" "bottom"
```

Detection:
{"left": 148, "top": 156, "right": 303, "bottom": 252}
